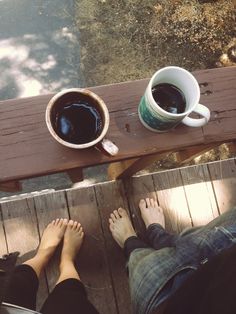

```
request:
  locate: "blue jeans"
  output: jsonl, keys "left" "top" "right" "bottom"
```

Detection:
{"left": 125, "top": 208, "right": 236, "bottom": 314}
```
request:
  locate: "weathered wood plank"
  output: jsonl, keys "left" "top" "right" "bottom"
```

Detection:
{"left": 95, "top": 181, "right": 131, "bottom": 314}
{"left": 108, "top": 158, "right": 139, "bottom": 180}
{"left": 108, "top": 152, "right": 169, "bottom": 180}
{"left": 124, "top": 175, "right": 157, "bottom": 237}
{"left": 180, "top": 164, "right": 219, "bottom": 226}
{"left": 0, "top": 198, "right": 48, "bottom": 309}
{"left": 67, "top": 167, "right": 84, "bottom": 183}
{"left": 0, "top": 206, "right": 8, "bottom": 256}
{"left": 208, "top": 158, "right": 236, "bottom": 214}
{"left": 175, "top": 144, "right": 218, "bottom": 165}
{"left": 33, "top": 191, "right": 69, "bottom": 292}
{"left": 0, "top": 181, "right": 22, "bottom": 193}
{"left": 1, "top": 67, "right": 236, "bottom": 184}
{"left": 152, "top": 169, "right": 192, "bottom": 233}
{"left": 66, "top": 186, "right": 117, "bottom": 314}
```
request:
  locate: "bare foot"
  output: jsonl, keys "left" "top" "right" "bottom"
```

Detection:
{"left": 37, "top": 218, "right": 68, "bottom": 261}
{"left": 109, "top": 208, "right": 136, "bottom": 248}
{"left": 139, "top": 198, "right": 165, "bottom": 229}
{"left": 61, "top": 220, "right": 84, "bottom": 263}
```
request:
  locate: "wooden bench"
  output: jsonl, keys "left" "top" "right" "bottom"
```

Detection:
{"left": 1, "top": 158, "right": 236, "bottom": 313}
{"left": 0, "top": 66, "right": 236, "bottom": 192}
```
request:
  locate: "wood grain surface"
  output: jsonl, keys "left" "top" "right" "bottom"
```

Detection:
{"left": 66, "top": 186, "right": 118, "bottom": 314}
{"left": 1, "top": 67, "right": 236, "bottom": 183}
{"left": 1, "top": 158, "right": 236, "bottom": 312}
{"left": 0, "top": 197, "right": 49, "bottom": 309}
{"left": 208, "top": 158, "right": 236, "bottom": 214}
{"left": 95, "top": 181, "right": 131, "bottom": 314}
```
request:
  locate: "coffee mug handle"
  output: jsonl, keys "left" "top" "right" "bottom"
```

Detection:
{"left": 95, "top": 138, "right": 119, "bottom": 156}
{"left": 182, "top": 104, "right": 210, "bottom": 127}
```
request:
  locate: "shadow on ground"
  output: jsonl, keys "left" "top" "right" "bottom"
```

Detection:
{"left": 0, "top": 0, "right": 81, "bottom": 100}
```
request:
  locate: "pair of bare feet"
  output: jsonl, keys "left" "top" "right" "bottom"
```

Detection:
{"left": 27, "top": 198, "right": 163, "bottom": 283}
{"left": 109, "top": 198, "right": 165, "bottom": 248}
{"left": 24, "top": 219, "right": 84, "bottom": 284}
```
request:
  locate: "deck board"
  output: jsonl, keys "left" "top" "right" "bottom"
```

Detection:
{"left": 180, "top": 164, "right": 219, "bottom": 226}
{"left": 0, "top": 208, "right": 7, "bottom": 256}
{"left": 66, "top": 186, "right": 118, "bottom": 314}
{"left": 208, "top": 159, "right": 236, "bottom": 214}
{"left": 124, "top": 175, "right": 157, "bottom": 238}
{"left": 0, "top": 197, "right": 48, "bottom": 309}
{"left": 152, "top": 169, "right": 192, "bottom": 233}
{"left": 95, "top": 181, "right": 131, "bottom": 314}
{"left": 1, "top": 158, "right": 236, "bottom": 313}
{"left": 33, "top": 191, "right": 69, "bottom": 293}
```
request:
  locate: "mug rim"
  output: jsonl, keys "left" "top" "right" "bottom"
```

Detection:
{"left": 147, "top": 66, "right": 200, "bottom": 117}
{"left": 45, "top": 88, "right": 110, "bottom": 149}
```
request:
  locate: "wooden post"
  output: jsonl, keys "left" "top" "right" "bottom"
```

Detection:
{"left": 108, "top": 152, "right": 170, "bottom": 180}
{"left": 67, "top": 167, "right": 84, "bottom": 183}
{"left": 108, "top": 144, "right": 221, "bottom": 180}
{"left": 0, "top": 181, "right": 22, "bottom": 192}
{"left": 175, "top": 144, "right": 218, "bottom": 165}
{"left": 227, "top": 141, "right": 236, "bottom": 155}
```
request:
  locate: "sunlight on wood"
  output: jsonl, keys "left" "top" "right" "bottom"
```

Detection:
{"left": 157, "top": 185, "right": 192, "bottom": 233}
{"left": 211, "top": 178, "right": 234, "bottom": 214}
{"left": 184, "top": 181, "right": 218, "bottom": 226}
{"left": 4, "top": 218, "right": 39, "bottom": 256}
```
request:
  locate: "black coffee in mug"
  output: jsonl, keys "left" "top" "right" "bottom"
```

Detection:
{"left": 152, "top": 83, "right": 186, "bottom": 114}
{"left": 54, "top": 101, "right": 103, "bottom": 144}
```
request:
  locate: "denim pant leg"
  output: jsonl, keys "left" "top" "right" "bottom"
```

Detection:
{"left": 146, "top": 223, "right": 178, "bottom": 250}
{"left": 183, "top": 207, "right": 236, "bottom": 260}
{"left": 124, "top": 236, "right": 149, "bottom": 259}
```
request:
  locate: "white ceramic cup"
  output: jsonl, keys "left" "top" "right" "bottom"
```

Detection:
{"left": 45, "top": 88, "right": 119, "bottom": 156}
{"left": 138, "top": 66, "right": 211, "bottom": 132}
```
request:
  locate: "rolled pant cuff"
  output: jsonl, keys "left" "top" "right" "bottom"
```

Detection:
{"left": 123, "top": 236, "right": 149, "bottom": 259}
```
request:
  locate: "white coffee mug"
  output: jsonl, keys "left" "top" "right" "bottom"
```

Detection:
{"left": 138, "top": 66, "right": 211, "bottom": 132}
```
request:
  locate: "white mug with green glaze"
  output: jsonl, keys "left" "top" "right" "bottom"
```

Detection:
{"left": 138, "top": 66, "right": 210, "bottom": 132}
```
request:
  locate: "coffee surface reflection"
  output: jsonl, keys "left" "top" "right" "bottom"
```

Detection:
{"left": 54, "top": 102, "right": 102, "bottom": 144}
{"left": 152, "top": 83, "right": 186, "bottom": 114}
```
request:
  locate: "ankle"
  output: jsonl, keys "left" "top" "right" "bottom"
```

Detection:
{"left": 60, "top": 255, "right": 74, "bottom": 268}
{"left": 36, "top": 247, "right": 54, "bottom": 261}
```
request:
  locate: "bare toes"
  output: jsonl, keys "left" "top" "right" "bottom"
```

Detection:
{"left": 139, "top": 199, "right": 146, "bottom": 210}
{"left": 146, "top": 198, "right": 151, "bottom": 207}
{"left": 113, "top": 210, "right": 120, "bottom": 219}
{"left": 50, "top": 220, "right": 56, "bottom": 226}
{"left": 58, "top": 218, "right": 64, "bottom": 227}
{"left": 154, "top": 200, "right": 159, "bottom": 208}
{"left": 73, "top": 221, "right": 79, "bottom": 230}
{"left": 150, "top": 198, "right": 155, "bottom": 207}
{"left": 118, "top": 208, "right": 127, "bottom": 217}
{"left": 55, "top": 218, "right": 60, "bottom": 226}
{"left": 68, "top": 220, "right": 74, "bottom": 229}
{"left": 110, "top": 213, "right": 116, "bottom": 222}
{"left": 76, "top": 223, "right": 81, "bottom": 232}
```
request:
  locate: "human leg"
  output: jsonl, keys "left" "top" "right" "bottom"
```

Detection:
{"left": 4, "top": 218, "right": 67, "bottom": 310}
{"left": 139, "top": 198, "right": 178, "bottom": 249}
{"left": 41, "top": 220, "right": 98, "bottom": 314}
{"left": 184, "top": 207, "right": 236, "bottom": 260}
{"left": 109, "top": 207, "right": 149, "bottom": 258}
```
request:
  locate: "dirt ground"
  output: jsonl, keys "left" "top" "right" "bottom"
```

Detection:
{"left": 75, "top": 0, "right": 236, "bottom": 172}
{"left": 75, "top": 0, "right": 235, "bottom": 86}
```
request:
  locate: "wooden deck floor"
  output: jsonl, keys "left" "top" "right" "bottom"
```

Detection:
{"left": 1, "top": 158, "right": 236, "bottom": 313}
